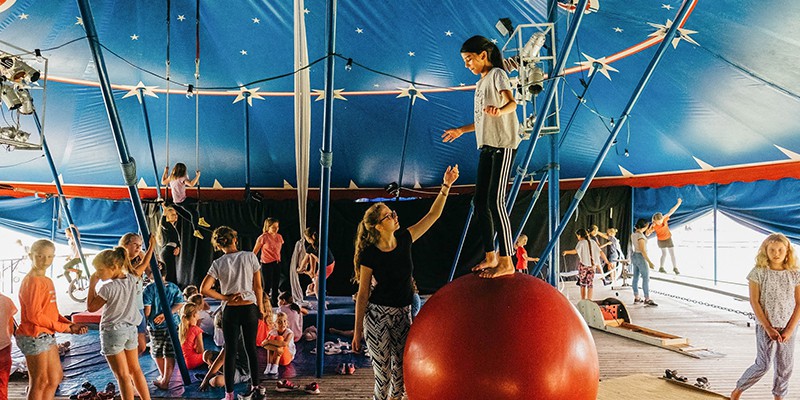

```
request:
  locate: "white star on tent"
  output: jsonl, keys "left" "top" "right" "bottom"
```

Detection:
{"left": 177, "top": 15, "right": 186, "bottom": 21}
{"left": 130, "top": 34, "right": 139, "bottom": 40}
{"left": 356, "top": 27, "right": 363, "bottom": 34}
{"left": 445, "top": 30, "right": 453, "bottom": 36}
{"left": 312, "top": 89, "right": 347, "bottom": 101}
{"left": 19, "top": 13, "right": 29, "bottom": 20}
{"left": 348, "top": 180, "right": 359, "bottom": 189}
{"left": 304, "top": 8, "right": 310, "bottom": 14}
{"left": 491, "top": 38, "right": 498, "bottom": 44}
{"left": 576, "top": 53, "right": 619, "bottom": 81}
{"left": 775, "top": 145, "right": 800, "bottom": 161}
{"left": 75, "top": 17, "right": 84, "bottom": 25}
{"left": 692, "top": 156, "right": 714, "bottom": 170}
{"left": 408, "top": 51, "right": 415, "bottom": 57}
{"left": 613, "top": 27, "right": 623, "bottom": 33}
{"left": 252, "top": 17, "right": 260, "bottom": 24}
{"left": 661, "top": 4, "right": 673, "bottom": 10}
{"left": 648, "top": 19, "right": 700, "bottom": 48}
{"left": 618, "top": 165, "right": 634, "bottom": 177}
{"left": 397, "top": 84, "right": 428, "bottom": 105}
{"left": 137, "top": 178, "right": 148, "bottom": 188}
{"left": 122, "top": 81, "right": 159, "bottom": 103}
{"left": 240, "top": 50, "right": 248, "bottom": 56}
{"left": 231, "top": 86, "right": 264, "bottom": 106}
{"left": 213, "top": 179, "right": 224, "bottom": 189}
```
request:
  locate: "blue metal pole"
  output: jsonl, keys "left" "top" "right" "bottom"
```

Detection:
{"left": 316, "top": 0, "right": 338, "bottom": 378}
{"left": 448, "top": 201, "right": 474, "bottom": 282}
{"left": 713, "top": 183, "right": 718, "bottom": 285}
{"left": 244, "top": 92, "right": 251, "bottom": 200}
{"left": 533, "top": 0, "right": 694, "bottom": 276}
{"left": 33, "top": 109, "right": 91, "bottom": 279}
{"left": 75, "top": 0, "right": 191, "bottom": 384}
{"left": 504, "top": 0, "right": 591, "bottom": 211}
{"left": 546, "top": 0, "right": 561, "bottom": 287}
{"left": 138, "top": 89, "right": 162, "bottom": 200}
{"left": 514, "top": 174, "right": 547, "bottom": 243}
{"left": 395, "top": 92, "right": 416, "bottom": 200}
{"left": 50, "top": 196, "right": 57, "bottom": 242}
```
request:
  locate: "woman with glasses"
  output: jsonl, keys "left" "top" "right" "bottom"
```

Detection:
{"left": 351, "top": 165, "right": 459, "bottom": 400}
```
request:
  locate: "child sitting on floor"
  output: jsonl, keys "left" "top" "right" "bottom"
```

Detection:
{"left": 178, "top": 303, "right": 209, "bottom": 370}
{"left": 187, "top": 293, "right": 214, "bottom": 336}
{"left": 262, "top": 312, "right": 296, "bottom": 376}
{"left": 278, "top": 292, "right": 307, "bottom": 342}
{"left": 183, "top": 285, "right": 199, "bottom": 299}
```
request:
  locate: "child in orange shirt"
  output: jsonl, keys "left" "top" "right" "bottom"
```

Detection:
{"left": 16, "top": 239, "right": 88, "bottom": 400}
{"left": 262, "top": 312, "right": 295, "bottom": 376}
{"left": 0, "top": 292, "right": 16, "bottom": 400}
{"left": 651, "top": 198, "right": 682, "bottom": 275}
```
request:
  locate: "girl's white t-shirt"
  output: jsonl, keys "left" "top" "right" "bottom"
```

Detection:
{"left": 748, "top": 266, "right": 800, "bottom": 328}
{"left": 97, "top": 273, "right": 144, "bottom": 330}
{"left": 575, "top": 239, "right": 603, "bottom": 267}
{"left": 473, "top": 67, "right": 520, "bottom": 150}
{"left": 207, "top": 251, "right": 261, "bottom": 305}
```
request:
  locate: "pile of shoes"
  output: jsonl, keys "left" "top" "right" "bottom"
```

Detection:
{"left": 57, "top": 341, "right": 71, "bottom": 357}
{"left": 309, "top": 339, "right": 352, "bottom": 355}
{"left": 69, "top": 382, "right": 115, "bottom": 400}
{"left": 664, "top": 369, "right": 688, "bottom": 382}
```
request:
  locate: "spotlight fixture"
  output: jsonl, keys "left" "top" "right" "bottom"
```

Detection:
{"left": 520, "top": 32, "right": 546, "bottom": 61}
{"left": 0, "top": 52, "right": 40, "bottom": 83}
{"left": 186, "top": 84, "right": 195, "bottom": 98}
{"left": 385, "top": 182, "right": 400, "bottom": 197}
{"left": 0, "top": 82, "right": 34, "bottom": 115}
{"left": 34, "top": 49, "right": 43, "bottom": 62}
{"left": 0, "top": 126, "right": 33, "bottom": 151}
{"left": 495, "top": 18, "right": 514, "bottom": 37}
{"left": 525, "top": 65, "right": 544, "bottom": 96}
{"left": 344, "top": 58, "right": 353, "bottom": 72}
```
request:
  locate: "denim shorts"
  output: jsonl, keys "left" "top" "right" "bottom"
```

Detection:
{"left": 100, "top": 324, "right": 138, "bottom": 356}
{"left": 15, "top": 333, "right": 56, "bottom": 356}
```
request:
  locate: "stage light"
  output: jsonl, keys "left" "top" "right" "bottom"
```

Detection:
{"left": 385, "top": 182, "right": 399, "bottom": 197}
{"left": 17, "top": 88, "right": 34, "bottom": 115}
{"left": 344, "top": 58, "right": 353, "bottom": 72}
{"left": 0, "top": 126, "right": 33, "bottom": 151}
{"left": 526, "top": 65, "right": 544, "bottom": 96}
{"left": 0, "top": 82, "right": 22, "bottom": 111}
{"left": 186, "top": 84, "right": 195, "bottom": 98}
{"left": 495, "top": 18, "right": 513, "bottom": 37}
{"left": 521, "top": 32, "right": 546, "bottom": 61}
{"left": 0, "top": 53, "right": 40, "bottom": 83}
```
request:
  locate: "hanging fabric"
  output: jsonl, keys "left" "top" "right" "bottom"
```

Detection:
{"left": 294, "top": 0, "right": 311, "bottom": 232}
{"left": 164, "top": 0, "right": 171, "bottom": 200}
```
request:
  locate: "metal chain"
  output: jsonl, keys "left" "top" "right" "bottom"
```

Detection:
{"left": 648, "top": 289, "right": 755, "bottom": 320}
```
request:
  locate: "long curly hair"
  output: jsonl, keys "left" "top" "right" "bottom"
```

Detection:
{"left": 755, "top": 233, "right": 798, "bottom": 271}
{"left": 352, "top": 203, "right": 385, "bottom": 283}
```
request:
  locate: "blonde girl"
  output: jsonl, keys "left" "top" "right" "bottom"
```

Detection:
{"left": 119, "top": 232, "right": 155, "bottom": 355}
{"left": 651, "top": 198, "right": 682, "bottom": 274}
{"left": 161, "top": 162, "right": 209, "bottom": 239}
{"left": 262, "top": 312, "right": 296, "bottom": 376}
{"left": 443, "top": 35, "right": 519, "bottom": 279}
{"left": 178, "top": 303, "right": 207, "bottom": 370}
{"left": 514, "top": 234, "right": 539, "bottom": 274}
{"left": 87, "top": 247, "right": 150, "bottom": 400}
{"left": 353, "top": 166, "right": 458, "bottom": 400}
{"left": 157, "top": 205, "right": 182, "bottom": 284}
{"left": 16, "top": 239, "right": 88, "bottom": 400}
{"left": 253, "top": 217, "right": 284, "bottom": 305}
{"left": 731, "top": 233, "right": 800, "bottom": 400}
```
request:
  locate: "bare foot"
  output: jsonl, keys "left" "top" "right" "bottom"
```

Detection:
{"left": 154, "top": 379, "right": 170, "bottom": 390}
{"left": 730, "top": 388, "right": 742, "bottom": 400}
{"left": 472, "top": 252, "right": 498, "bottom": 272}
{"left": 478, "top": 263, "right": 514, "bottom": 279}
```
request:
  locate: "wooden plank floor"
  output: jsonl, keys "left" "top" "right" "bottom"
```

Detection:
{"left": 8, "top": 278, "right": 793, "bottom": 399}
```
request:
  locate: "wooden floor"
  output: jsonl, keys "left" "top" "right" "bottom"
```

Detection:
{"left": 9, "top": 278, "right": 793, "bottom": 399}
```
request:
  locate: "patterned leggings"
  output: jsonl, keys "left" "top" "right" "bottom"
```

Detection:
{"left": 736, "top": 324, "right": 795, "bottom": 398}
{"left": 364, "top": 303, "right": 412, "bottom": 400}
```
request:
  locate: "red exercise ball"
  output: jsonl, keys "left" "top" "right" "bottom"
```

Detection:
{"left": 404, "top": 273, "right": 599, "bottom": 400}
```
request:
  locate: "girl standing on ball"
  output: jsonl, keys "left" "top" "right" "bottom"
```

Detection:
{"left": 353, "top": 166, "right": 458, "bottom": 400}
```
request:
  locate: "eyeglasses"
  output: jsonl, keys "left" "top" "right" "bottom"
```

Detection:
{"left": 379, "top": 210, "right": 397, "bottom": 223}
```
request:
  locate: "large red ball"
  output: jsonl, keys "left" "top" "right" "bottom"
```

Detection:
{"left": 404, "top": 273, "right": 599, "bottom": 400}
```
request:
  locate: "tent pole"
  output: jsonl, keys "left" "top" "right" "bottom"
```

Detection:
{"left": 395, "top": 92, "right": 416, "bottom": 200}
{"left": 504, "top": 0, "right": 590, "bottom": 211}
{"left": 533, "top": 0, "right": 695, "bottom": 276}
{"left": 137, "top": 89, "right": 163, "bottom": 201}
{"left": 244, "top": 92, "right": 251, "bottom": 200}
{"left": 75, "top": 0, "right": 191, "bottom": 384}
{"left": 546, "top": 0, "right": 561, "bottom": 287}
{"left": 448, "top": 201, "right": 474, "bottom": 282}
{"left": 33, "top": 109, "right": 91, "bottom": 279}
{"left": 316, "top": 0, "right": 338, "bottom": 378}
{"left": 713, "top": 183, "right": 718, "bottom": 285}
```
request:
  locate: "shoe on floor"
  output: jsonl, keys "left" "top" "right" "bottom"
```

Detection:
{"left": 644, "top": 299, "right": 658, "bottom": 307}
{"left": 658, "top": 267, "right": 667, "bottom": 273}
{"left": 336, "top": 363, "right": 347, "bottom": 375}
{"left": 304, "top": 382, "right": 320, "bottom": 395}
{"left": 198, "top": 217, "right": 211, "bottom": 228}
{"left": 193, "top": 230, "right": 204, "bottom": 239}
{"left": 237, "top": 387, "right": 256, "bottom": 400}
{"left": 633, "top": 298, "right": 644, "bottom": 304}
{"left": 673, "top": 267, "right": 680, "bottom": 275}
{"left": 347, "top": 363, "right": 356, "bottom": 375}
{"left": 276, "top": 380, "right": 300, "bottom": 392}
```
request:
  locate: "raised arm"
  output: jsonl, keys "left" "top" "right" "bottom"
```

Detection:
{"left": 131, "top": 236, "right": 156, "bottom": 277}
{"left": 407, "top": 165, "right": 460, "bottom": 242}
{"left": 161, "top": 166, "right": 170, "bottom": 185}
{"left": 665, "top": 198, "right": 682, "bottom": 218}
{"left": 86, "top": 273, "right": 107, "bottom": 312}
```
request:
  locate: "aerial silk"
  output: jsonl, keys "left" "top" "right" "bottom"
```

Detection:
{"left": 294, "top": 0, "right": 311, "bottom": 232}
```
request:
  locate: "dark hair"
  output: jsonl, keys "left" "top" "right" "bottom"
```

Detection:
{"left": 635, "top": 218, "right": 649, "bottom": 230}
{"left": 303, "top": 227, "right": 318, "bottom": 249}
{"left": 278, "top": 291, "right": 301, "bottom": 313}
{"left": 170, "top": 162, "right": 187, "bottom": 179}
{"left": 461, "top": 35, "right": 503, "bottom": 69}
{"left": 575, "top": 228, "right": 589, "bottom": 240}
{"left": 212, "top": 226, "right": 237, "bottom": 250}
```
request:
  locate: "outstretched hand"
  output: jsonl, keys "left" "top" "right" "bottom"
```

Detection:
{"left": 442, "top": 128, "right": 463, "bottom": 143}
{"left": 443, "top": 165, "right": 460, "bottom": 186}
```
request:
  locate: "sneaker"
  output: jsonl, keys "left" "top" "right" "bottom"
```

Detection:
{"left": 347, "top": 363, "right": 356, "bottom": 375}
{"left": 633, "top": 298, "right": 643, "bottom": 304}
{"left": 644, "top": 299, "right": 658, "bottom": 307}
{"left": 237, "top": 388, "right": 255, "bottom": 400}
{"left": 658, "top": 267, "right": 667, "bottom": 273}
{"left": 276, "top": 380, "right": 300, "bottom": 392}
{"left": 263, "top": 364, "right": 273, "bottom": 375}
{"left": 198, "top": 217, "right": 211, "bottom": 228}
{"left": 336, "top": 363, "right": 347, "bottom": 375}
{"left": 304, "top": 382, "right": 320, "bottom": 395}
{"left": 193, "top": 230, "right": 204, "bottom": 239}
{"left": 673, "top": 267, "right": 680, "bottom": 275}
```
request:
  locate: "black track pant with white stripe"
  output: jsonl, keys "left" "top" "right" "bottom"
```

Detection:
{"left": 364, "top": 303, "right": 411, "bottom": 400}
{"left": 474, "top": 146, "right": 515, "bottom": 257}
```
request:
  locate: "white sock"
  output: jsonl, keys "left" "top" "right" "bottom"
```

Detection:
{"left": 264, "top": 363, "right": 273, "bottom": 374}
{"left": 270, "top": 363, "right": 279, "bottom": 374}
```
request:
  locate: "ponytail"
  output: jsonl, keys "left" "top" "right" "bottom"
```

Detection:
{"left": 352, "top": 203, "right": 385, "bottom": 283}
{"left": 461, "top": 35, "right": 504, "bottom": 69}
{"left": 92, "top": 246, "right": 131, "bottom": 273}
{"left": 179, "top": 303, "right": 198, "bottom": 343}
